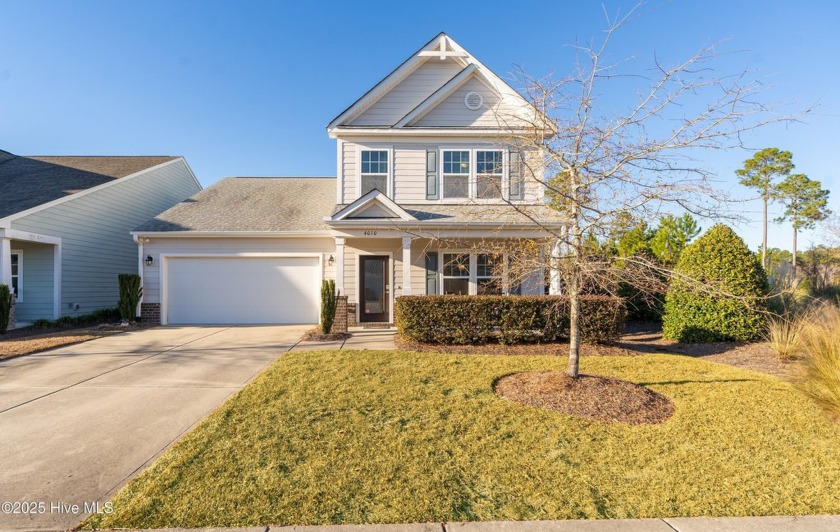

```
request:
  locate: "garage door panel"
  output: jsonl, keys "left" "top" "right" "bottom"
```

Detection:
{"left": 166, "top": 257, "right": 320, "bottom": 325}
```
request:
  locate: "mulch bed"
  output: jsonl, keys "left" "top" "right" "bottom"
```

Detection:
{"left": 494, "top": 370, "right": 675, "bottom": 425}
{"left": 302, "top": 327, "right": 352, "bottom": 342}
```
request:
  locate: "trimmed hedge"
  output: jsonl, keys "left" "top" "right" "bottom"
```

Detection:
{"left": 395, "top": 295, "right": 626, "bottom": 345}
{"left": 663, "top": 224, "right": 767, "bottom": 342}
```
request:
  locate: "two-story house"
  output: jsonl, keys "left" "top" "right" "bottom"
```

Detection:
{"left": 133, "top": 33, "right": 563, "bottom": 325}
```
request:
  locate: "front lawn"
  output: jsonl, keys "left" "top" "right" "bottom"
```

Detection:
{"left": 85, "top": 350, "right": 840, "bottom": 529}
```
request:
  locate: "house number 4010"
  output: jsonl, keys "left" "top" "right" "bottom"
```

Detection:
{"left": 363, "top": 230, "right": 378, "bottom": 236}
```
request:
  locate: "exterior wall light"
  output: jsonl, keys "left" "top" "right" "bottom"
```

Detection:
{"left": 145, "top": 255, "right": 154, "bottom": 266}
{"left": 328, "top": 255, "right": 335, "bottom": 266}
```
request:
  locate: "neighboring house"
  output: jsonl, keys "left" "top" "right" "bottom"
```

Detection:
{"left": 0, "top": 150, "right": 201, "bottom": 324}
{"left": 134, "top": 33, "right": 563, "bottom": 326}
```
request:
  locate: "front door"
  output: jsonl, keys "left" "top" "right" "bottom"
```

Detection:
{"left": 360, "top": 255, "right": 389, "bottom": 322}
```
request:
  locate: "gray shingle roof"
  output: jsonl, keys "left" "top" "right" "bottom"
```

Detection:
{"left": 0, "top": 150, "right": 178, "bottom": 218}
{"left": 135, "top": 177, "right": 337, "bottom": 232}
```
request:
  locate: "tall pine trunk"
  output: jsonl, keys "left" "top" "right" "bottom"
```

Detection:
{"left": 762, "top": 195, "right": 769, "bottom": 269}
{"left": 792, "top": 216, "right": 798, "bottom": 269}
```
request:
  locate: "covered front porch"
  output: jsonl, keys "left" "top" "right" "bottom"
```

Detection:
{"left": 0, "top": 228, "right": 62, "bottom": 327}
{"left": 332, "top": 233, "right": 549, "bottom": 325}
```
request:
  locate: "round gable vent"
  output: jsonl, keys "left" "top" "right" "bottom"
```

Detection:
{"left": 464, "top": 91, "right": 484, "bottom": 110}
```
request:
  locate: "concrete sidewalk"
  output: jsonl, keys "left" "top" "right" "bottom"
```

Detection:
{"left": 97, "top": 515, "right": 840, "bottom": 532}
{"left": 291, "top": 329, "right": 397, "bottom": 352}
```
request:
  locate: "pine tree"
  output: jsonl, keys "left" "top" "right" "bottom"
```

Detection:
{"left": 774, "top": 174, "right": 831, "bottom": 268}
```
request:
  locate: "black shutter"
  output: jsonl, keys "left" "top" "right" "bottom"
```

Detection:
{"left": 426, "top": 149, "right": 439, "bottom": 200}
{"left": 424, "top": 252, "right": 439, "bottom": 295}
{"left": 509, "top": 150, "right": 523, "bottom": 200}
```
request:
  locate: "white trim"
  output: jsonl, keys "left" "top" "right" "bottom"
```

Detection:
{"left": 401, "top": 235, "right": 413, "bottom": 296}
{"left": 131, "top": 230, "right": 334, "bottom": 238}
{"left": 331, "top": 189, "right": 416, "bottom": 221}
{"left": 327, "top": 33, "right": 447, "bottom": 129}
{"left": 329, "top": 127, "right": 535, "bottom": 138}
{"left": 135, "top": 235, "right": 144, "bottom": 317}
{"left": 393, "top": 64, "right": 479, "bottom": 127}
{"left": 354, "top": 251, "right": 394, "bottom": 324}
{"left": 53, "top": 241, "right": 62, "bottom": 319}
{"left": 0, "top": 227, "right": 62, "bottom": 245}
{"left": 0, "top": 158, "right": 187, "bottom": 225}
{"left": 158, "top": 252, "right": 324, "bottom": 326}
{"left": 336, "top": 139, "right": 344, "bottom": 204}
{"left": 335, "top": 237, "right": 346, "bottom": 294}
{"left": 10, "top": 249, "right": 22, "bottom": 302}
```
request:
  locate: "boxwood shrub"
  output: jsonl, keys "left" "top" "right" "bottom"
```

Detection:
{"left": 662, "top": 224, "right": 767, "bottom": 342}
{"left": 395, "top": 295, "right": 626, "bottom": 345}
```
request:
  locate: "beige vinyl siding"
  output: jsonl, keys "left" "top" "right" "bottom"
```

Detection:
{"left": 414, "top": 76, "right": 531, "bottom": 129}
{"left": 10, "top": 160, "right": 200, "bottom": 317}
{"left": 9, "top": 240, "right": 54, "bottom": 321}
{"left": 349, "top": 59, "right": 463, "bottom": 126}
{"left": 141, "top": 237, "right": 335, "bottom": 303}
{"left": 393, "top": 144, "right": 427, "bottom": 202}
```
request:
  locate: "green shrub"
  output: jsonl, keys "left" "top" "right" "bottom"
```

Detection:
{"left": 0, "top": 284, "right": 11, "bottom": 334}
{"left": 32, "top": 308, "right": 121, "bottom": 329}
{"left": 663, "top": 224, "right": 767, "bottom": 342}
{"left": 118, "top": 274, "right": 142, "bottom": 322}
{"left": 320, "top": 279, "right": 337, "bottom": 334}
{"left": 395, "top": 295, "right": 625, "bottom": 345}
{"left": 617, "top": 250, "right": 668, "bottom": 321}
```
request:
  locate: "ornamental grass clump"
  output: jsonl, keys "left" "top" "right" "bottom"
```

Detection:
{"left": 766, "top": 310, "right": 811, "bottom": 359}
{"left": 798, "top": 304, "right": 840, "bottom": 420}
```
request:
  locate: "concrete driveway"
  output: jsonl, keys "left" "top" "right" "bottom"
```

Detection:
{"left": 0, "top": 325, "right": 310, "bottom": 531}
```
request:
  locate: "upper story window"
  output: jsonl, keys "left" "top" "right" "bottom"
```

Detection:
{"left": 476, "top": 150, "right": 503, "bottom": 199}
{"left": 360, "top": 150, "right": 389, "bottom": 196}
{"left": 442, "top": 150, "right": 470, "bottom": 199}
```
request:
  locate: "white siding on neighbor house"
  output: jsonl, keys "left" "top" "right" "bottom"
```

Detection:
{"left": 349, "top": 59, "right": 464, "bottom": 127}
{"left": 9, "top": 240, "right": 54, "bottom": 321}
{"left": 10, "top": 160, "right": 201, "bottom": 317}
{"left": 340, "top": 139, "right": 544, "bottom": 204}
{"left": 141, "top": 237, "right": 336, "bottom": 304}
{"left": 414, "top": 76, "right": 530, "bottom": 128}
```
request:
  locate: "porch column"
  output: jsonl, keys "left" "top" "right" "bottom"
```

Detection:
{"left": 402, "top": 235, "right": 413, "bottom": 295}
{"left": 335, "top": 237, "right": 345, "bottom": 295}
{"left": 549, "top": 239, "right": 562, "bottom": 295}
{"left": 0, "top": 237, "right": 11, "bottom": 289}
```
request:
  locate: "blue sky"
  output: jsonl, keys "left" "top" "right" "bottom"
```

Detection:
{"left": 1, "top": 0, "right": 838, "bottom": 251}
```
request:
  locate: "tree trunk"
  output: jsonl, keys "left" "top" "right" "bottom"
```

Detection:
{"left": 567, "top": 272, "right": 581, "bottom": 378}
{"left": 792, "top": 221, "right": 798, "bottom": 270}
{"left": 761, "top": 196, "right": 768, "bottom": 269}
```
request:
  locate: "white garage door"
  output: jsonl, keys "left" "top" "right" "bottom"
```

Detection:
{"left": 165, "top": 256, "right": 320, "bottom": 325}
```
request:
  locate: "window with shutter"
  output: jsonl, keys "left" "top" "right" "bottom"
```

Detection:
{"left": 426, "top": 149, "right": 438, "bottom": 200}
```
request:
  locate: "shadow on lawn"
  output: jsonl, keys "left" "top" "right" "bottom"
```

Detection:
{"left": 636, "top": 378, "right": 758, "bottom": 386}
{"left": 618, "top": 321, "right": 750, "bottom": 357}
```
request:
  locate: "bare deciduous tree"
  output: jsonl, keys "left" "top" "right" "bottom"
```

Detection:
{"left": 500, "top": 5, "right": 799, "bottom": 378}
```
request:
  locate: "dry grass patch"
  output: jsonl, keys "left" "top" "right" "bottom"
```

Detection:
{"left": 84, "top": 350, "right": 840, "bottom": 529}
{"left": 0, "top": 331, "right": 110, "bottom": 360}
{"left": 798, "top": 306, "right": 840, "bottom": 419}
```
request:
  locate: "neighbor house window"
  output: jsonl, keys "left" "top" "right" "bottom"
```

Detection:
{"left": 476, "top": 150, "right": 503, "bottom": 199}
{"left": 10, "top": 251, "right": 21, "bottom": 302}
{"left": 360, "top": 150, "right": 389, "bottom": 196}
{"left": 476, "top": 253, "right": 503, "bottom": 294}
{"left": 442, "top": 253, "right": 470, "bottom": 294}
{"left": 442, "top": 150, "right": 470, "bottom": 199}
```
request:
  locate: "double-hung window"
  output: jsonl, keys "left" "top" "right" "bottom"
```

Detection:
{"left": 476, "top": 150, "right": 503, "bottom": 199}
{"left": 10, "top": 251, "right": 21, "bottom": 301}
{"left": 442, "top": 253, "right": 470, "bottom": 294}
{"left": 360, "top": 150, "right": 389, "bottom": 196}
{"left": 442, "top": 150, "right": 470, "bottom": 199}
{"left": 476, "top": 253, "right": 503, "bottom": 294}
{"left": 440, "top": 252, "right": 506, "bottom": 295}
